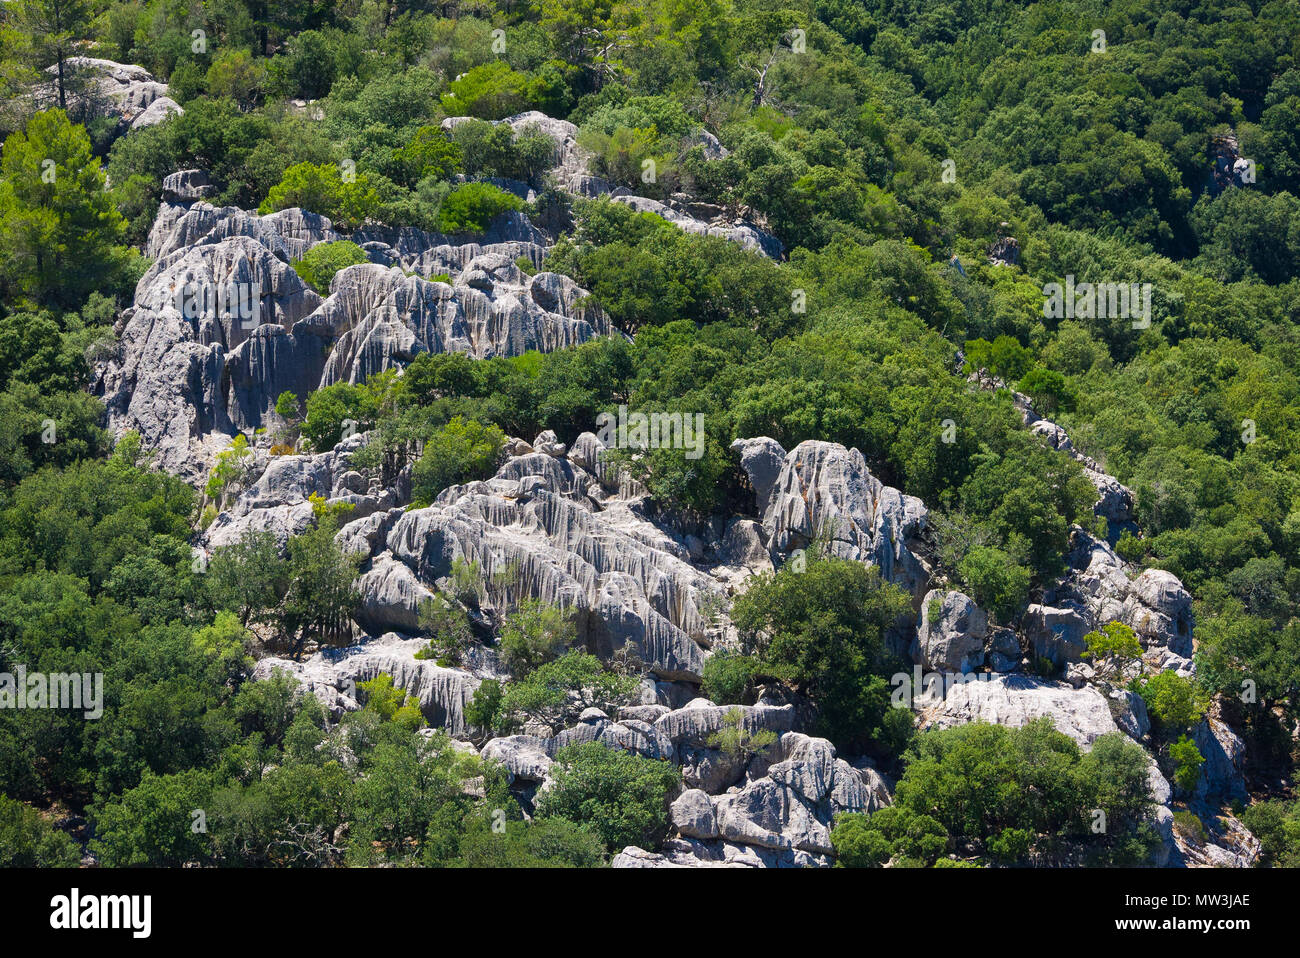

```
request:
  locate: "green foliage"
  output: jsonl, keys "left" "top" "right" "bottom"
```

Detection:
{"left": 0, "top": 794, "right": 79, "bottom": 866}
{"left": 497, "top": 599, "right": 576, "bottom": 675}
{"left": 1241, "top": 799, "right": 1300, "bottom": 867}
{"left": 1169, "top": 734, "right": 1206, "bottom": 793}
{"left": 411, "top": 416, "right": 505, "bottom": 505}
{"left": 956, "top": 546, "right": 1031, "bottom": 623}
{"left": 464, "top": 679, "right": 504, "bottom": 734}
{"left": 1135, "top": 672, "right": 1211, "bottom": 732}
{"left": 292, "top": 240, "right": 369, "bottom": 292}
{"left": 357, "top": 674, "right": 426, "bottom": 731}
{"left": 1083, "top": 621, "right": 1143, "bottom": 672}
{"left": 731, "top": 550, "right": 911, "bottom": 753}
{"left": 498, "top": 650, "right": 639, "bottom": 731}
{"left": 259, "top": 161, "right": 380, "bottom": 230}
{"left": 535, "top": 742, "right": 681, "bottom": 852}
{"left": 434, "top": 182, "right": 525, "bottom": 235}
{"left": 0, "top": 109, "right": 134, "bottom": 308}
{"left": 415, "top": 597, "right": 474, "bottom": 667}
{"left": 706, "top": 706, "right": 778, "bottom": 759}
{"left": 700, "top": 650, "right": 757, "bottom": 705}
{"left": 455, "top": 815, "right": 606, "bottom": 868}
{"left": 882, "top": 719, "right": 1157, "bottom": 865}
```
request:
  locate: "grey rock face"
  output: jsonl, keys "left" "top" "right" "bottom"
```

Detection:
{"left": 1020, "top": 603, "right": 1091, "bottom": 668}
{"left": 40, "top": 58, "right": 181, "bottom": 137}
{"left": 671, "top": 789, "right": 720, "bottom": 839}
{"left": 654, "top": 699, "right": 797, "bottom": 747}
{"left": 253, "top": 633, "right": 482, "bottom": 733}
{"left": 481, "top": 736, "right": 553, "bottom": 783}
{"left": 742, "top": 439, "right": 929, "bottom": 597}
{"left": 367, "top": 457, "right": 724, "bottom": 682}
{"left": 912, "top": 589, "right": 987, "bottom": 673}
{"left": 1110, "top": 688, "right": 1151, "bottom": 740}
{"left": 729, "top": 437, "right": 787, "bottom": 514}
{"left": 1060, "top": 531, "right": 1195, "bottom": 659}
{"left": 162, "top": 169, "right": 215, "bottom": 204}
{"left": 918, "top": 674, "right": 1120, "bottom": 748}
{"left": 102, "top": 202, "right": 610, "bottom": 483}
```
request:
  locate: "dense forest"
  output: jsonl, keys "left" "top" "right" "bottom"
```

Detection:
{"left": 1, "top": 0, "right": 1299, "bottom": 869}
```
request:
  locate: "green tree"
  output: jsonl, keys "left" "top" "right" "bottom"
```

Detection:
{"left": 15, "top": 0, "right": 93, "bottom": 112}
{"left": 535, "top": 742, "right": 680, "bottom": 852}
{"left": 291, "top": 239, "right": 369, "bottom": 292}
{"left": 0, "top": 794, "right": 79, "bottom": 866}
{"left": 731, "top": 550, "right": 911, "bottom": 751}
{"left": 498, "top": 599, "right": 576, "bottom": 675}
{"left": 411, "top": 416, "right": 505, "bottom": 505}
{"left": 0, "top": 110, "right": 131, "bottom": 307}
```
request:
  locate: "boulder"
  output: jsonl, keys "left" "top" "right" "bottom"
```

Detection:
{"left": 751, "top": 439, "right": 929, "bottom": 597}
{"left": 912, "top": 590, "right": 987, "bottom": 673}
{"left": 1020, "top": 604, "right": 1091, "bottom": 668}
{"left": 671, "top": 789, "right": 720, "bottom": 840}
{"left": 918, "top": 674, "right": 1120, "bottom": 748}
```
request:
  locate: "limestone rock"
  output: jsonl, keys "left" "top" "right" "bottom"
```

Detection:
{"left": 918, "top": 674, "right": 1120, "bottom": 748}
{"left": 912, "top": 590, "right": 987, "bottom": 673}
{"left": 753, "top": 439, "right": 929, "bottom": 597}
{"left": 1020, "top": 603, "right": 1091, "bottom": 668}
{"left": 671, "top": 789, "right": 720, "bottom": 839}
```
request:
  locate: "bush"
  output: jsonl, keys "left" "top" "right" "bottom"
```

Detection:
{"left": 1136, "top": 672, "right": 1210, "bottom": 731}
{"left": 731, "top": 550, "right": 911, "bottom": 752}
{"left": 259, "top": 162, "right": 381, "bottom": 230}
{"left": 1169, "top": 734, "right": 1206, "bottom": 793}
{"left": 455, "top": 815, "right": 606, "bottom": 867}
{"left": 435, "top": 182, "right": 525, "bottom": 235}
{"left": 957, "top": 545, "right": 1032, "bottom": 623}
{"left": 534, "top": 742, "right": 681, "bottom": 852}
{"left": 292, "top": 240, "right": 370, "bottom": 292}
{"left": 411, "top": 416, "right": 505, "bottom": 504}
{"left": 0, "top": 794, "right": 80, "bottom": 866}
{"left": 1241, "top": 800, "right": 1300, "bottom": 867}
{"left": 700, "top": 650, "right": 757, "bottom": 705}
{"left": 498, "top": 600, "right": 576, "bottom": 675}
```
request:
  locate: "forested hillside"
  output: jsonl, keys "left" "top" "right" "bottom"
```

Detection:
{"left": 1, "top": 0, "right": 1299, "bottom": 869}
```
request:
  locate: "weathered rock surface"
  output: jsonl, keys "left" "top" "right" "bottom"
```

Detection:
{"left": 1056, "top": 531, "right": 1196, "bottom": 662}
{"left": 100, "top": 201, "right": 609, "bottom": 482}
{"left": 253, "top": 633, "right": 483, "bottom": 733}
{"left": 912, "top": 589, "right": 987, "bottom": 673}
{"left": 736, "top": 438, "right": 929, "bottom": 597}
{"left": 40, "top": 58, "right": 181, "bottom": 137}
{"left": 918, "top": 674, "right": 1120, "bottom": 748}
{"left": 359, "top": 451, "right": 725, "bottom": 682}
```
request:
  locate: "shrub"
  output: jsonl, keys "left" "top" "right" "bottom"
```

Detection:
{"left": 700, "top": 650, "right": 757, "bottom": 705}
{"left": 455, "top": 815, "right": 606, "bottom": 867}
{"left": 1136, "top": 671, "right": 1210, "bottom": 731}
{"left": 1169, "top": 734, "right": 1206, "bottom": 793}
{"left": 731, "top": 550, "right": 911, "bottom": 751}
{"left": 957, "top": 545, "right": 1031, "bottom": 623}
{"left": 259, "top": 162, "right": 380, "bottom": 230}
{"left": 498, "top": 599, "right": 576, "bottom": 674}
{"left": 435, "top": 182, "right": 525, "bottom": 235}
{"left": 0, "top": 794, "right": 80, "bottom": 866}
{"left": 292, "top": 240, "right": 369, "bottom": 292}
{"left": 411, "top": 416, "right": 505, "bottom": 504}
{"left": 535, "top": 742, "right": 681, "bottom": 852}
